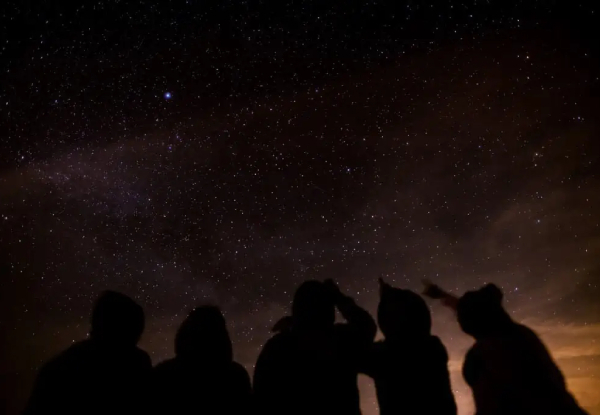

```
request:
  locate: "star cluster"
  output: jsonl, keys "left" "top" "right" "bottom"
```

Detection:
{"left": 1, "top": 1, "right": 599, "bottom": 414}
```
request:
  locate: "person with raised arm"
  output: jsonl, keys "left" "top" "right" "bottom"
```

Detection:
{"left": 422, "top": 281, "right": 588, "bottom": 415}
{"left": 253, "top": 279, "right": 376, "bottom": 415}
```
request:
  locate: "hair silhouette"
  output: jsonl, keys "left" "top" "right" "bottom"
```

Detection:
{"left": 424, "top": 282, "right": 589, "bottom": 415}
{"left": 254, "top": 279, "right": 376, "bottom": 415}
{"left": 360, "top": 279, "right": 456, "bottom": 415}
{"left": 24, "top": 290, "right": 152, "bottom": 415}
{"left": 174, "top": 305, "right": 233, "bottom": 363}
{"left": 377, "top": 278, "right": 432, "bottom": 340}
{"left": 91, "top": 290, "right": 145, "bottom": 345}
{"left": 455, "top": 283, "right": 511, "bottom": 339}
{"left": 152, "top": 305, "right": 252, "bottom": 415}
{"left": 292, "top": 279, "right": 336, "bottom": 329}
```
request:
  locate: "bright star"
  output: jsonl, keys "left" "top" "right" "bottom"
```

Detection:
{"left": 164, "top": 92, "right": 172, "bottom": 99}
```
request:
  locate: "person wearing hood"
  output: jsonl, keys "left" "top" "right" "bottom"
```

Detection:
{"left": 253, "top": 279, "right": 377, "bottom": 415}
{"left": 423, "top": 281, "right": 588, "bottom": 415}
{"left": 360, "top": 278, "right": 457, "bottom": 415}
{"left": 152, "top": 305, "right": 252, "bottom": 415}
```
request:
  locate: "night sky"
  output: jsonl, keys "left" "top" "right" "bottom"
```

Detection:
{"left": 1, "top": 1, "right": 599, "bottom": 414}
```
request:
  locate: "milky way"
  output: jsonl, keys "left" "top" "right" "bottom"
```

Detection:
{"left": 1, "top": 2, "right": 599, "bottom": 414}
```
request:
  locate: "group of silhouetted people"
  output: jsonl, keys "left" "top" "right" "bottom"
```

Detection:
{"left": 24, "top": 279, "right": 588, "bottom": 415}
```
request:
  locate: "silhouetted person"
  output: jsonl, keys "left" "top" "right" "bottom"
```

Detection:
{"left": 423, "top": 281, "right": 589, "bottom": 415}
{"left": 360, "top": 279, "right": 456, "bottom": 415}
{"left": 24, "top": 291, "right": 151, "bottom": 415}
{"left": 253, "top": 279, "right": 377, "bottom": 415}
{"left": 152, "top": 306, "right": 251, "bottom": 415}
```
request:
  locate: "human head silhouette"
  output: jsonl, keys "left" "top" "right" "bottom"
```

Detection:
{"left": 90, "top": 290, "right": 145, "bottom": 346}
{"left": 292, "top": 280, "right": 336, "bottom": 329}
{"left": 378, "top": 279, "right": 431, "bottom": 341}
{"left": 175, "top": 305, "right": 233, "bottom": 364}
{"left": 457, "top": 283, "right": 511, "bottom": 339}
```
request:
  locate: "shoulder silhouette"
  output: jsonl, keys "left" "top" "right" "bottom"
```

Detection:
{"left": 426, "top": 282, "right": 589, "bottom": 415}
{"left": 253, "top": 279, "right": 376, "bottom": 415}
{"left": 361, "top": 279, "right": 456, "bottom": 415}
{"left": 24, "top": 290, "right": 152, "bottom": 415}
{"left": 152, "top": 305, "right": 251, "bottom": 415}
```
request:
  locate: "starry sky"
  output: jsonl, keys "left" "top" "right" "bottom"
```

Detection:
{"left": 1, "top": 1, "right": 599, "bottom": 414}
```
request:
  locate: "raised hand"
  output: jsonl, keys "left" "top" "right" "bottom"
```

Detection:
{"left": 422, "top": 279, "right": 447, "bottom": 299}
{"left": 323, "top": 279, "right": 344, "bottom": 301}
{"left": 422, "top": 280, "right": 459, "bottom": 310}
{"left": 271, "top": 315, "right": 294, "bottom": 332}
